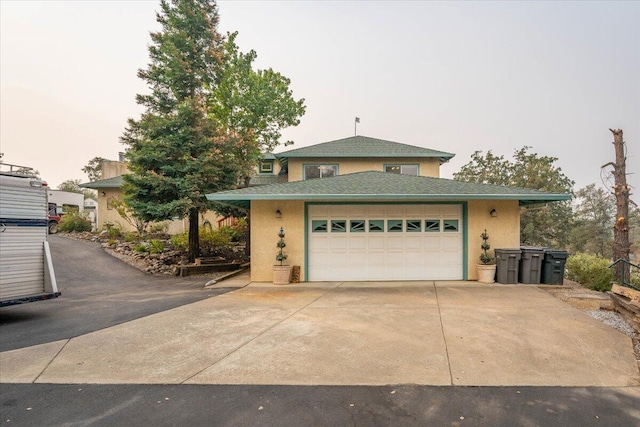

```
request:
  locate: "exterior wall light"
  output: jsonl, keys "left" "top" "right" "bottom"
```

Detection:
{"left": 101, "top": 191, "right": 106, "bottom": 197}
{"left": 275, "top": 209, "right": 282, "bottom": 218}
{"left": 489, "top": 209, "right": 497, "bottom": 217}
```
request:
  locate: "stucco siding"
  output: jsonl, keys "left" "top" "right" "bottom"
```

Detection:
{"left": 250, "top": 200, "right": 305, "bottom": 282}
{"left": 467, "top": 200, "right": 520, "bottom": 280}
{"left": 287, "top": 158, "right": 441, "bottom": 182}
{"left": 96, "top": 188, "right": 223, "bottom": 235}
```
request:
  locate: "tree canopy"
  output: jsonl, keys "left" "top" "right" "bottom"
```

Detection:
{"left": 121, "top": 0, "right": 239, "bottom": 260}
{"left": 454, "top": 146, "right": 575, "bottom": 247}
{"left": 120, "top": 0, "right": 304, "bottom": 260}
{"left": 207, "top": 31, "right": 306, "bottom": 186}
{"left": 82, "top": 157, "right": 106, "bottom": 182}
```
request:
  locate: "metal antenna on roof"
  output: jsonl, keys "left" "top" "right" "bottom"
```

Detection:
{"left": 354, "top": 117, "right": 360, "bottom": 136}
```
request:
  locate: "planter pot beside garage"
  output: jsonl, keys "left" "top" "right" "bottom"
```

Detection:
{"left": 273, "top": 265, "right": 292, "bottom": 285}
{"left": 477, "top": 264, "right": 497, "bottom": 283}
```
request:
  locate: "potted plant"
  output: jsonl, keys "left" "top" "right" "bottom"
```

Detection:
{"left": 477, "top": 229, "right": 497, "bottom": 283}
{"left": 273, "top": 227, "right": 292, "bottom": 285}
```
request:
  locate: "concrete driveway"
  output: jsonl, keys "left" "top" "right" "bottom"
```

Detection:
{"left": 1, "top": 280, "right": 638, "bottom": 387}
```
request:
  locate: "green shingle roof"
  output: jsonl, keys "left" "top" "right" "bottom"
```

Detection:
{"left": 274, "top": 135, "right": 455, "bottom": 170}
{"left": 206, "top": 171, "right": 571, "bottom": 210}
{"left": 79, "top": 175, "right": 124, "bottom": 189}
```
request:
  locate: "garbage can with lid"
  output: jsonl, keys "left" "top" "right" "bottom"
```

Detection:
{"left": 495, "top": 249, "right": 522, "bottom": 284}
{"left": 541, "top": 250, "right": 569, "bottom": 285}
{"left": 519, "top": 247, "right": 545, "bottom": 284}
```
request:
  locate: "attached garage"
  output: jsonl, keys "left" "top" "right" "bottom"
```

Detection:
{"left": 206, "top": 170, "right": 570, "bottom": 283}
{"left": 307, "top": 204, "right": 464, "bottom": 281}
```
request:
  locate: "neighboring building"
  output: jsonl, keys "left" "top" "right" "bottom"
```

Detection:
{"left": 80, "top": 160, "right": 223, "bottom": 234}
{"left": 207, "top": 135, "right": 570, "bottom": 282}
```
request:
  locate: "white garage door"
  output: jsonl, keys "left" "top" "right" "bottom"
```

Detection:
{"left": 308, "top": 204, "right": 463, "bottom": 281}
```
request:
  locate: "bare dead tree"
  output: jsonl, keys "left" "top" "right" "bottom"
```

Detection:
{"left": 602, "top": 129, "right": 632, "bottom": 282}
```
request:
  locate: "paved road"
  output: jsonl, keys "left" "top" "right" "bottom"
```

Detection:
{"left": 0, "top": 236, "right": 231, "bottom": 352}
{"left": 2, "top": 384, "right": 639, "bottom": 426}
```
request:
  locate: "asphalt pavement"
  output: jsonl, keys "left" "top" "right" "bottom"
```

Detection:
{"left": 0, "top": 236, "right": 232, "bottom": 352}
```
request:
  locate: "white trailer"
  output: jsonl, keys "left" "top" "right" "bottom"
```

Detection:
{"left": 0, "top": 164, "right": 59, "bottom": 307}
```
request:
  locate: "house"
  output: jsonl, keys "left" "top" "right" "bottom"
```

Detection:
{"left": 80, "top": 159, "right": 223, "bottom": 234}
{"left": 206, "top": 135, "right": 570, "bottom": 282}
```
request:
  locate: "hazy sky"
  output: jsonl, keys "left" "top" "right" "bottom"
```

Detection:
{"left": 1, "top": 0, "right": 638, "bottom": 196}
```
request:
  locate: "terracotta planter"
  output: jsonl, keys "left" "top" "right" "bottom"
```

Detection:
{"left": 477, "top": 264, "right": 497, "bottom": 284}
{"left": 273, "top": 265, "right": 292, "bottom": 285}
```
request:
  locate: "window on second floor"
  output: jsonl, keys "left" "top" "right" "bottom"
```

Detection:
{"left": 385, "top": 164, "right": 419, "bottom": 176}
{"left": 304, "top": 164, "right": 338, "bottom": 180}
{"left": 259, "top": 160, "right": 274, "bottom": 174}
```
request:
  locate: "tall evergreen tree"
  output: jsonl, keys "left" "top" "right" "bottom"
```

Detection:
{"left": 121, "top": 0, "right": 239, "bottom": 261}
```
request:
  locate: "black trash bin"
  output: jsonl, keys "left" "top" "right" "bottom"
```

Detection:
{"left": 495, "top": 249, "right": 522, "bottom": 284}
{"left": 519, "top": 247, "right": 545, "bottom": 284}
{"left": 541, "top": 250, "right": 569, "bottom": 285}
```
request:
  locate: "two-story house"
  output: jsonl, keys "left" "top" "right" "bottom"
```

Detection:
{"left": 207, "top": 135, "right": 570, "bottom": 282}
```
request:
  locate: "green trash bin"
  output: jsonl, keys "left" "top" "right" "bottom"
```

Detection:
{"left": 541, "top": 250, "right": 569, "bottom": 285}
{"left": 519, "top": 247, "right": 545, "bottom": 284}
{"left": 495, "top": 249, "right": 522, "bottom": 284}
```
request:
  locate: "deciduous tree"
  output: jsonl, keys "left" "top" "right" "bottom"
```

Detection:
{"left": 82, "top": 157, "right": 106, "bottom": 182}
{"left": 454, "top": 146, "right": 574, "bottom": 247}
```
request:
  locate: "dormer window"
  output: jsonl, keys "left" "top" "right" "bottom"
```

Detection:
{"left": 385, "top": 164, "right": 419, "bottom": 176}
{"left": 259, "top": 160, "right": 274, "bottom": 174}
{"left": 304, "top": 164, "right": 338, "bottom": 180}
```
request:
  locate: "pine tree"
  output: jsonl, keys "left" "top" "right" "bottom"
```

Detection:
{"left": 121, "top": 0, "right": 239, "bottom": 261}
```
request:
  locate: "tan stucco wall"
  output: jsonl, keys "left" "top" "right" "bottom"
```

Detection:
{"left": 96, "top": 188, "right": 223, "bottom": 235}
{"left": 250, "top": 200, "right": 305, "bottom": 282}
{"left": 102, "top": 161, "right": 129, "bottom": 179}
{"left": 467, "top": 200, "right": 521, "bottom": 280}
{"left": 286, "top": 158, "right": 441, "bottom": 182}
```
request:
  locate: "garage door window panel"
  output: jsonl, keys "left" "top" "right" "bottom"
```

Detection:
{"left": 406, "top": 220, "right": 422, "bottom": 232}
{"left": 425, "top": 220, "right": 440, "bottom": 232}
{"left": 350, "top": 220, "right": 365, "bottom": 232}
{"left": 388, "top": 220, "right": 403, "bottom": 232}
{"left": 369, "top": 220, "right": 384, "bottom": 232}
{"left": 443, "top": 220, "right": 459, "bottom": 232}
{"left": 312, "top": 220, "right": 328, "bottom": 232}
{"left": 331, "top": 220, "right": 347, "bottom": 232}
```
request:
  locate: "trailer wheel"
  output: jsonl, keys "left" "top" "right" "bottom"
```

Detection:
{"left": 48, "top": 221, "right": 59, "bottom": 234}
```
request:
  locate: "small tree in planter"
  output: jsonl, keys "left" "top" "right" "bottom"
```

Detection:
{"left": 477, "top": 229, "right": 497, "bottom": 283}
{"left": 273, "top": 227, "right": 292, "bottom": 284}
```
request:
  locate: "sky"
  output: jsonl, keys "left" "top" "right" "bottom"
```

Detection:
{"left": 1, "top": 0, "right": 638, "bottom": 197}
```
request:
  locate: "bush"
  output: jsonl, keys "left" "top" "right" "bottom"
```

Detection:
{"left": 149, "top": 239, "right": 165, "bottom": 254}
{"left": 104, "top": 222, "right": 122, "bottom": 238}
{"left": 171, "top": 227, "right": 233, "bottom": 256}
{"left": 58, "top": 211, "right": 92, "bottom": 233}
{"left": 565, "top": 253, "right": 614, "bottom": 292}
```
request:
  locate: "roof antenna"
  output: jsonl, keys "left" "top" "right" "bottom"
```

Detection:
{"left": 354, "top": 117, "right": 360, "bottom": 136}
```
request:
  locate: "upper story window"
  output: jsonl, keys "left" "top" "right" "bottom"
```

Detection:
{"left": 259, "top": 160, "right": 274, "bottom": 174}
{"left": 304, "top": 164, "right": 338, "bottom": 180}
{"left": 385, "top": 164, "right": 419, "bottom": 176}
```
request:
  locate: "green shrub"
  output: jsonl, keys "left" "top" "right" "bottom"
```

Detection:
{"left": 124, "top": 232, "right": 140, "bottom": 242}
{"left": 134, "top": 243, "right": 148, "bottom": 253}
{"left": 104, "top": 222, "right": 122, "bottom": 238}
{"left": 58, "top": 211, "right": 92, "bottom": 232}
{"left": 170, "top": 227, "right": 232, "bottom": 256}
{"left": 149, "top": 239, "right": 165, "bottom": 254}
{"left": 565, "top": 253, "right": 614, "bottom": 292}
{"left": 171, "top": 232, "right": 188, "bottom": 252}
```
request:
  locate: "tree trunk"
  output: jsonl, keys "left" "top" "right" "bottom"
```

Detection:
{"left": 188, "top": 207, "right": 200, "bottom": 263}
{"left": 609, "top": 129, "right": 631, "bottom": 282}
